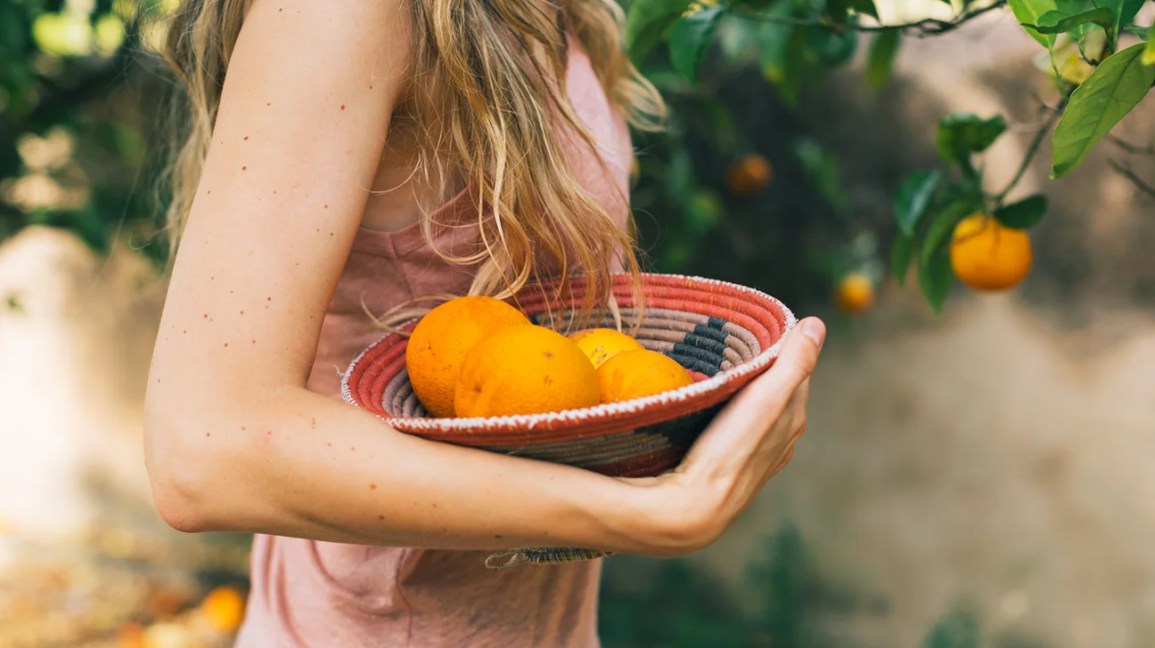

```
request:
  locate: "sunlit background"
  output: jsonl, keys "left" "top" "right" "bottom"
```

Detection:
{"left": 2, "top": 0, "right": 1154, "bottom": 646}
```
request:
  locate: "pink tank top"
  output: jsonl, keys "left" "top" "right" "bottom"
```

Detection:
{"left": 236, "top": 38, "right": 632, "bottom": 647}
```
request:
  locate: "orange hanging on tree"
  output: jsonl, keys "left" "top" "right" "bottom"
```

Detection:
{"left": 949, "top": 214, "right": 1032, "bottom": 291}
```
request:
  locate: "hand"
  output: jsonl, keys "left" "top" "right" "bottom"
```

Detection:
{"left": 624, "top": 316, "right": 826, "bottom": 556}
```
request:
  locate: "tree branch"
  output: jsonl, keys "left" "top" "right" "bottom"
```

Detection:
{"left": 738, "top": 0, "right": 1009, "bottom": 37}
{"left": 1106, "top": 134, "right": 1155, "bottom": 156}
{"left": 1109, "top": 159, "right": 1155, "bottom": 200}
{"left": 994, "top": 91, "right": 1072, "bottom": 203}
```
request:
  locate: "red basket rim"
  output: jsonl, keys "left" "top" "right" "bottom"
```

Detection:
{"left": 340, "top": 273, "right": 796, "bottom": 434}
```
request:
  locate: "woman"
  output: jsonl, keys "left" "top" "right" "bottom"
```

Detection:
{"left": 144, "top": 0, "right": 826, "bottom": 645}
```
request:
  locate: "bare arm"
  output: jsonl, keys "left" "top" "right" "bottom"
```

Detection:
{"left": 144, "top": 0, "right": 825, "bottom": 556}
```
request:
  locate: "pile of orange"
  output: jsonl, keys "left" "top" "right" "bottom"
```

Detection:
{"left": 405, "top": 297, "right": 694, "bottom": 418}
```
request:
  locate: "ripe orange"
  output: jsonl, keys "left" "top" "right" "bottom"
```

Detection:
{"left": 406, "top": 296, "right": 530, "bottom": 417}
{"left": 116, "top": 622, "right": 145, "bottom": 648}
{"left": 570, "top": 328, "right": 645, "bottom": 368}
{"left": 455, "top": 325, "right": 601, "bottom": 417}
{"left": 725, "top": 154, "right": 773, "bottom": 196}
{"left": 200, "top": 586, "right": 246, "bottom": 633}
{"left": 950, "top": 214, "right": 1032, "bottom": 291}
{"left": 597, "top": 350, "right": 693, "bottom": 404}
{"left": 835, "top": 273, "right": 875, "bottom": 315}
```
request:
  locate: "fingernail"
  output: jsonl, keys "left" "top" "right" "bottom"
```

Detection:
{"left": 798, "top": 318, "right": 826, "bottom": 347}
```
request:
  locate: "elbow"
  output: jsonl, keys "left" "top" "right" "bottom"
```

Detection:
{"left": 150, "top": 470, "right": 210, "bottom": 534}
{"left": 143, "top": 398, "right": 227, "bottom": 534}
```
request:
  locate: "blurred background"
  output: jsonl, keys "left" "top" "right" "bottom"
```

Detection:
{"left": 1, "top": 0, "right": 1153, "bottom": 646}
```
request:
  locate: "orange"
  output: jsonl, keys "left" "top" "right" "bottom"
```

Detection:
{"left": 116, "top": 622, "right": 145, "bottom": 648}
{"left": 835, "top": 273, "right": 875, "bottom": 315}
{"left": 406, "top": 296, "right": 530, "bottom": 417}
{"left": 200, "top": 586, "right": 246, "bottom": 633}
{"left": 950, "top": 214, "right": 1032, "bottom": 291}
{"left": 597, "top": 350, "right": 693, "bottom": 404}
{"left": 455, "top": 325, "right": 601, "bottom": 417}
{"left": 725, "top": 154, "right": 773, "bottom": 196}
{"left": 570, "top": 328, "right": 645, "bottom": 368}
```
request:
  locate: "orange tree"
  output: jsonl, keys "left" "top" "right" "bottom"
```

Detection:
{"left": 0, "top": 1, "right": 169, "bottom": 263}
{"left": 1, "top": 0, "right": 1153, "bottom": 312}
{"left": 624, "top": 0, "right": 1155, "bottom": 312}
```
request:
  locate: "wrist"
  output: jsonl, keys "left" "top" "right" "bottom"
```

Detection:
{"left": 598, "top": 474, "right": 723, "bottom": 557}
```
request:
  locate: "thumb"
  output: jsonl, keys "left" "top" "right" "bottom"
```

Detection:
{"left": 707, "top": 316, "right": 826, "bottom": 432}
{"left": 749, "top": 317, "right": 825, "bottom": 399}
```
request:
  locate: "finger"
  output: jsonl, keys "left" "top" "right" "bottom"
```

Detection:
{"left": 695, "top": 318, "right": 824, "bottom": 445}
{"left": 677, "top": 319, "right": 824, "bottom": 473}
{"left": 740, "top": 317, "right": 825, "bottom": 407}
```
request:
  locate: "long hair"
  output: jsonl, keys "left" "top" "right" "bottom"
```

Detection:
{"left": 158, "top": 0, "right": 664, "bottom": 321}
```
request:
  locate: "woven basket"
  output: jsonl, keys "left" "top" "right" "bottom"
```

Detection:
{"left": 341, "top": 273, "right": 795, "bottom": 567}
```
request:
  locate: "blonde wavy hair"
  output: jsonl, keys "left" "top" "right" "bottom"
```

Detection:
{"left": 158, "top": 0, "right": 664, "bottom": 323}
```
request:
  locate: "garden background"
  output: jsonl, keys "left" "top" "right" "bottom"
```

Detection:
{"left": 1, "top": 0, "right": 1154, "bottom": 645}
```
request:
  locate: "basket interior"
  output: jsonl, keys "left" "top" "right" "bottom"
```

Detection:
{"left": 382, "top": 305, "right": 763, "bottom": 420}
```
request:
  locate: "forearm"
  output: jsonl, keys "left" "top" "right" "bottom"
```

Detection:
{"left": 146, "top": 386, "right": 657, "bottom": 553}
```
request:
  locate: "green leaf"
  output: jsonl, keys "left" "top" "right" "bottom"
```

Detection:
{"left": 1007, "top": 0, "right": 1059, "bottom": 47}
{"left": 995, "top": 194, "right": 1048, "bottom": 228}
{"left": 894, "top": 170, "right": 941, "bottom": 236}
{"left": 686, "top": 190, "right": 723, "bottom": 234}
{"left": 866, "top": 29, "right": 901, "bottom": 89}
{"left": 1117, "top": 0, "right": 1145, "bottom": 31}
{"left": 807, "top": 26, "right": 858, "bottom": 67}
{"left": 626, "top": 0, "right": 694, "bottom": 64}
{"left": 935, "top": 113, "right": 1007, "bottom": 166}
{"left": 777, "top": 27, "right": 813, "bottom": 107}
{"left": 757, "top": 15, "right": 792, "bottom": 83}
{"left": 669, "top": 6, "right": 724, "bottom": 83}
{"left": 924, "top": 608, "right": 981, "bottom": 648}
{"left": 918, "top": 242, "right": 954, "bottom": 313}
{"left": 1027, "top": 7, "right": 1114, "bottom": 33}
{"left": 1144, "top": 24, "right": 1155, "bottom": 66}
{"left": 826, "top": 0, "right": 878, "bottom": 23}
{"left": 849, "top": 0, "right": 880, "bottom": 20}
{"left": 890, "top": 232, "right": 914, "bottom": 286}
{"left": 1052, "top": 43, "right": 1155, "bottom": 177}
{"left": 920, "top": 202, "right": 970, "bottom": 269}
{"left": 667, "top": 147, "right": 695, "bottom": 201}
{"left": 795, "top": 138, "right": 848, "bottom": 212}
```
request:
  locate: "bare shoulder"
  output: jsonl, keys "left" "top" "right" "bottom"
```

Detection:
{"left": 238, "top": 0, "right": 414, "bottom": 94}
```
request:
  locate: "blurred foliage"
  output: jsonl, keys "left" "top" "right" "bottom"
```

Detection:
{"left": 0, "top": 0, "right": 168, "bottom": 263}
{"left": 1, "top": 0, "right": 1152, "bottom": 309}
{"left": 625, "top": 0, "right": 1155, "bottom": 310}
{"left": 600, "top": 523, "right": 993, "bottom": 647}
